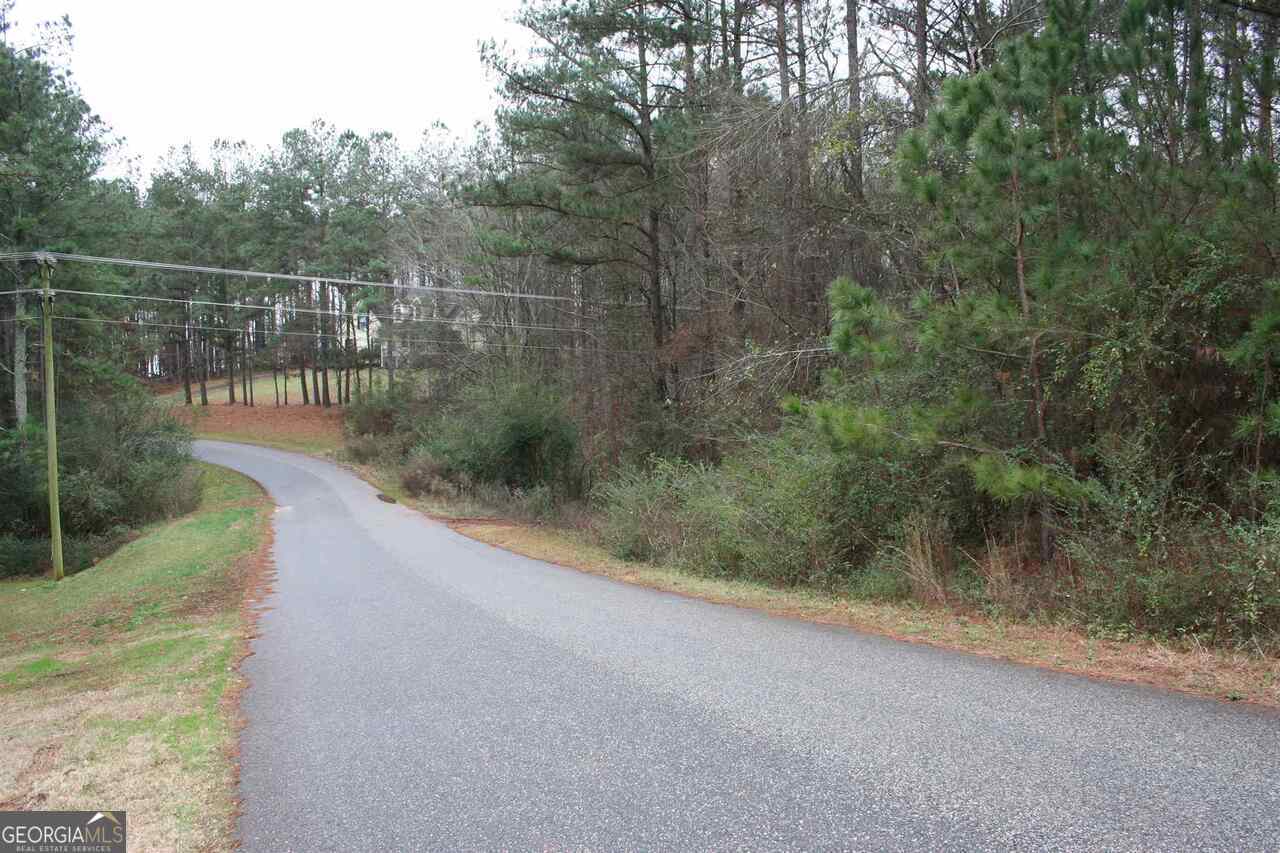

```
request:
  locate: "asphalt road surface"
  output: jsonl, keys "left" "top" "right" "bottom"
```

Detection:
{"left": 194, "top": 440, "right": 1280, "bottom": 852}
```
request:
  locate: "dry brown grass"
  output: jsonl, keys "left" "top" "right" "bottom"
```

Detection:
{"left": 899, "top": 513, "right": 951, "bottom": 606}
{"left": 332, "top": 438, "right": 1280, "bottom": 709}
{"left": 174, "top": 402, "right": 345, "bottom": 454}
{"left": 0, "top": 465, "right": 273, "bottom": 851}
{"left": 0, "top": 639, "right": 233, "bottom": 850}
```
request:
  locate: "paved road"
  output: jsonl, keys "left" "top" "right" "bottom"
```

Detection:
{"left": 194, "top": 440, "right": 1279, "bottom": 851}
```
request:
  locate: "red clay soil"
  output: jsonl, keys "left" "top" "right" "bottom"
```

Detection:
{"left": 221, "top": 509, "right": 278, "bottom": 846}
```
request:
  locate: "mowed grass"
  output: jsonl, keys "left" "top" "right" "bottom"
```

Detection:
{"left": 0, "top": 464, "right": 272, "bottom": 852}
{"left": 155, "top": 368, "right": 411, "bottom": 409}
{"left": 155, "top": 373, "right": 285, "bottom": 407}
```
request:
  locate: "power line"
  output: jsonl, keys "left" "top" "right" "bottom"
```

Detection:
{"left": 15, "top": 251, "right": 657, "bottom": 309}
{"left": 48, "top": 287, "right": 603, "bottom": 337}
{"left": 51, "top": 314, "right": 648, "bottom": 356}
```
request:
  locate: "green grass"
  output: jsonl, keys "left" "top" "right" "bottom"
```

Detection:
{"left": 0, "top": 656, "right": 68, "bottom": 687}
{"left": 157, "top": 368, "right": 412, "bottom": 407}
{"left": 0, "top": 467, "right": 264, "bottom": 640}
{"left": 192, "top": 427, "right": 343, "bottom": 455}
{"left": 157, "top": 373, "right": 288, "bottom": 406}
{"left": 0, "top": 462, "right": 271, "bottom": 849}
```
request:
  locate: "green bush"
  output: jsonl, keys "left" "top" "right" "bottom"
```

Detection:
{"left": 400, "top": 448, "right": 454, "bottom": 498}
{"left": 345, "top": 434, "right": 408, "bottom": 466}
{"left": 593, "top": 459, "right": 686, "bottom": 562}
{"left": 423, "top": 379, "right": 580, "bottom": 494}
{"left": 509, "top": 484, "right": 558, "bottom": 523}
{"left": 0, "top": 530, "right": 131, "bottom": 579}
{"left": 345, "top": 434, "right": 383, "bottom": 464}
{"left": 1065, "top": 507, "right": 1280, "bottom": 642}
{"left": 345, "top": 387, "right": 406, "bottom": 437}
{"left": 594, "top": 430, "right": 916, "bottom": 588}
{"left": 0, "top": 385, "right": 197, "bottom": 575}
{"left": 0, "top": 536, "right": 51, "bottom": 578}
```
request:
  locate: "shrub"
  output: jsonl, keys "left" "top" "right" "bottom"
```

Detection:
{"left": 400, "top": 449, "right": 453, "bottom": 498}
{"left": 344, "top": 388, "right": 401, "bottom": 437}
{"left": 0, "top": 536, "right": 51, "bottom": 578}
{"left": 0, "top": 530, "right": 132, "bottom": 579}
{"left": 594, "top": 430, "right": 916, "bottom": 587}
{"left": 1062, "top": 485, "right": 1280, "bottom": 642}
{"left": 346, "top": 434, "right": 406, "bottom": 466}
{"left": 424, "top": 378, "right": 580, "bottom": 494}
{"left": 509, "top": 484, "right": 558, "bottom": 522}
{"left": 593, "top": 460, "right": 685, "bottom": 562}
{"left": 0, "top": 384, "right": 197, "bottom": 574}
{"left": 844, "top": 553, "right": 913, "bottom": 601}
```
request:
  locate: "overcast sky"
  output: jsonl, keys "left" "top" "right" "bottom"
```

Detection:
{"left": 18, "top": 0, "right": 532, "bottom": 178}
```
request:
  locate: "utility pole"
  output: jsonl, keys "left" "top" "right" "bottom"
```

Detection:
{"left": 38, "top": 255, "right": 64, "bottom": 581}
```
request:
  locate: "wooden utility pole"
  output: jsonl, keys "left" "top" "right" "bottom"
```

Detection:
{"left": 14, "top": 289, "right": 27, "bottom": 424}
{"left": 38, "top": 256, "right": 64, "bottom": 581}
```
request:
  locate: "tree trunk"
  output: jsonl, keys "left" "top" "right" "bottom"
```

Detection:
{"left": 319, "top": 284, "right": 331, "bottom": 407}
{"left": 845, "top": 0, "right": 863, "bottom": 201}
{"left": 914, "top": 0, "right": 929, "bottom": 126}
{"left": 311, "top": 352, "right": 321, "bottom": 406}
{"left": 1186, "top": 0, "right": 1206, "bottom": 151}
{"left": 299, "top": 354, "right": 311, "bottom": 406}
{"left": 1014, "top": 198, "right": 1053, "bottom": 563}
{"left": 247, "top": 333, "right": 255, "bottom": 408}
{"left": 1226, "top": 14, "right": 1246, "bottom": 161}
{"left": 366, "top": 313, "right": 375, "bottom": 393}
{"left": 347, "top": 313, "right": 356, "bottom": 404}
{"left": 351, "top": 314, "right": 362, "bottom": 401}
{"left": 1262, "top": 21, "right": 1276, "bottom": 166}
{"left": 227, "top": 344, "right": 237, "bottom": 404}
{"left": 387, "top": 337, "right": 396, "bottom": 390}
{"left": 13, "top": 291, "right": 27, "bottom": 424}
{"left": 775, "top": 0, "right": 790, "bottom": 105}
{"left": 794, "top": 0, "right": 808, "bottom": 114}
{"left": 181, "top": 332, "right": 193, "bottom": 405}
{"left": 638, "top": 2, "right": 667, "bottom": 400}
{"left": 198, "top": 335, "right": 209, "bottom": 406}
{"left": 775, "top": 0, "right": 797, "bottom": 313}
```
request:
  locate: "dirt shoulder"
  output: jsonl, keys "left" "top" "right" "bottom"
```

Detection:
{"left": 172, "top": 402, "right": 1280, "bottom": 710}
{"left": 447, "top": 520, "right": 1280, "bottom": 708}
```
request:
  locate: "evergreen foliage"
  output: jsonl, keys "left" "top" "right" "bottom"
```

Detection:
{"left": 2, "top": 0, "right": 1278, "bottom": 639}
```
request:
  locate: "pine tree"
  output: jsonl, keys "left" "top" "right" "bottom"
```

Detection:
{"left": 471, "top": 0, "right": 700, "bottom": 399}
{"left": 811, "top": 0, "right": 1280, "bottom": 558}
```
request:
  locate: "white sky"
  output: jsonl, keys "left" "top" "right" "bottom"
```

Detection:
{"left": 17, "top": 0, "right": 532, "bottom": 178}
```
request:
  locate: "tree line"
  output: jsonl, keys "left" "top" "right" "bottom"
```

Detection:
{"left": 3, "top": 0, "right": 1279, "bottom": 637}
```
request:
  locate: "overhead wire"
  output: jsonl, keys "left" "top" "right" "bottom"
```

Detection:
{"left": 19, "top": 251, "right": 672, "bottom": 310}
{"left": 4, "top": 252, "right": 694, "bottom": 361}
{"left": 3, "top": 251, "right": 699, "bottom": 312}
{"left": 51, "top": 314, "right": 648, "bottom": 357}
{"left": 48, "top": 287, "right": 604, "bottom": 337}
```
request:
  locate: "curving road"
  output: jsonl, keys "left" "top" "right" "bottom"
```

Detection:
{"left": 194, "top": 440, "right": 1280, "bottom": 851}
